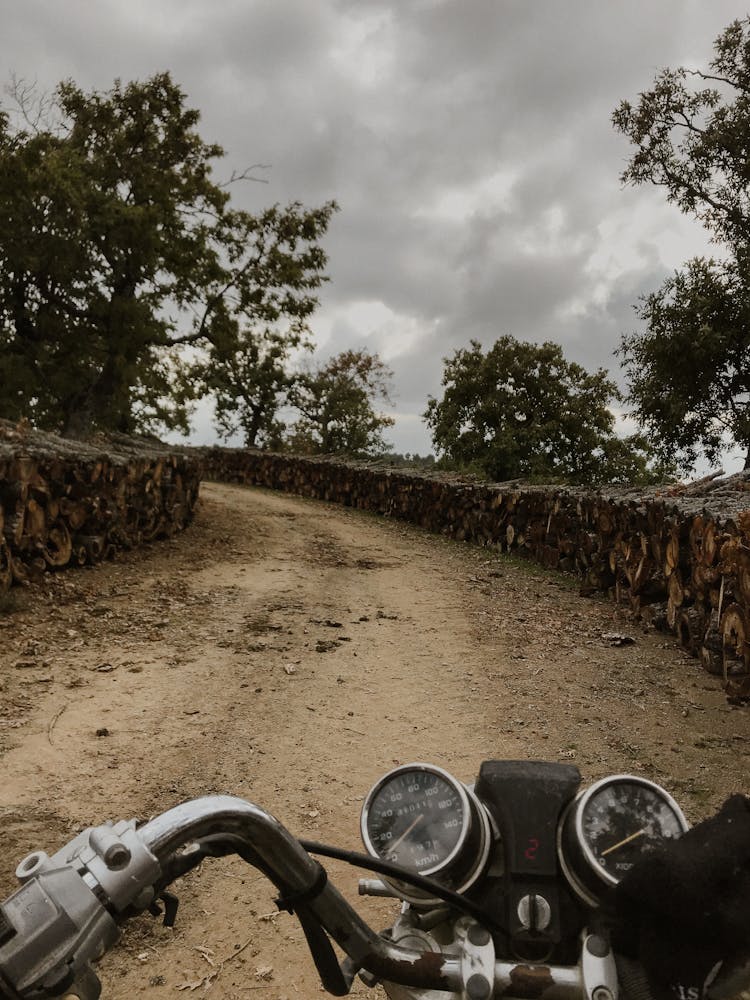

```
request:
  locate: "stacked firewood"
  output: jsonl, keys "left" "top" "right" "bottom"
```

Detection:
{"left": 201, "top": 449, "right": 750, "bottom": 700}
{"left": 0, "top": 420, "right": 201, "bottom": 595}
{"left": 2, "top": 427, "right": 748, "bottom": 699}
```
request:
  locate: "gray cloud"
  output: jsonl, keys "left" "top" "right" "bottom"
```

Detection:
{"left": 1, "top": 0, "right": 744, "bottom": 457}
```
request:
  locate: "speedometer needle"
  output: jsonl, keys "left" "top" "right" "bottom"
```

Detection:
{"left": 601, "top": 828, "right": 646, "bottom": 857}
{"left": 390, "top": 814, "right": 425, "bottom": 853}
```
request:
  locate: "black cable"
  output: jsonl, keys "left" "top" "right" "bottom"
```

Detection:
{"left": 161, "top": 833, "right": 498, "bottom": 930}
{"left": 299, "top": 839, "right": 498, "bottom": 930}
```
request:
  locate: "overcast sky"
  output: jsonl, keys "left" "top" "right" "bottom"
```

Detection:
{"left": 2, "top": 1, "right": 746, "bottom": 463}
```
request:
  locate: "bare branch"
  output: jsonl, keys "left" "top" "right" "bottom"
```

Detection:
{"left": 218, "top": 164, "right": 271, "bottom": 188}
{"left": 3, "top": 74, "right": 60, "bottom": 134}
{"left": 686, "top": 68, "right": 741, "bottom": 89}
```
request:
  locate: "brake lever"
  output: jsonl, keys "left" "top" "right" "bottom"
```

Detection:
{"left": 147, "top": 890, "right": 180, "bottom": 928}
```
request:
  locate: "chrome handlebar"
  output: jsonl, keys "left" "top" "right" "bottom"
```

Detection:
{"left": 0, "top": 795, "right": 616, "bottom": 999}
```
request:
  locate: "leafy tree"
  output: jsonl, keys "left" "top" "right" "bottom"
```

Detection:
{"left": 0, "top": 73, "right": 336, "bottom": 437}
{"left": 618, "top": 260, "right": 750, "bottom": 471}
{"left": 613, "top": 17, "right": 750, "bottom": 471}
{"left": 195, "top": 323, "right": 310, "bottom": 448}
{"left": 286, "top": 349, "right": 394, "bottom": 457}
{"left": 424, "top": 336, "right": 671, "bottom": 484}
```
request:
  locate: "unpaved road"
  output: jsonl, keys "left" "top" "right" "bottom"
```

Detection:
{"left": 1, "top": 482, "right": 748, "bottom": 998}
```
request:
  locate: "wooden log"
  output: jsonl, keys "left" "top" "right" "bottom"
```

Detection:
{"left": 0, "top": 538, "right": 11, "bottom": 596}
{"left": 59, "top": 497, "right": 89, "bottom": 532}
{"left": 701, "top": 613, "right": 724, "bottom": 676}
{"left": 720, "top": 603, "right": 750, "bottom": 678}
{"left": 666, "top": 570, "right": 686, "bottom": 628}
{"left": 74, "top": 535, "right": 107, "bottom": 566}
{"left": 43, "top": 519, "right": 72, "bottom": 568}
{"left": 676, "top": 607, "right": 706, "bottom": 656}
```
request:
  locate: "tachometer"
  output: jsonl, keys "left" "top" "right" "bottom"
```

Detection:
{"left": 558, "top": 774, "right": 689, "bottom": 906}
{"left": 361, "top": 763, "right": 491, "bottom": 904}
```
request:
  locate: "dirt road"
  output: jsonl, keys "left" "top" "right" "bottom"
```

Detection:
{"left": 1, "top": 482, "right": 748, "bottom": 998}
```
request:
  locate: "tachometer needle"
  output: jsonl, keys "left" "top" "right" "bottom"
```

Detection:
{"left": 390, "top": 814, "right": 425, "bottom": 853}
{"left": 601, "top": 828, "right": 646, "bottom": 857}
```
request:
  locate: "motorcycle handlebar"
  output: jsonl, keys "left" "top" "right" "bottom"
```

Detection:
{"left": 0, "top": 795, "right": 607, "bottom": 999}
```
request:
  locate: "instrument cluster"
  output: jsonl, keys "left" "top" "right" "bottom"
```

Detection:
{"left": 360, "top": 761, "right": 688, "bottom": 907}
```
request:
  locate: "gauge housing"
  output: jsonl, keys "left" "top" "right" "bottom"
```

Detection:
{"left": 558, "top": 774, "right": 689, "bottom": 907}
{"left": 360, "top": 762, "right": 492, "bottom": 905}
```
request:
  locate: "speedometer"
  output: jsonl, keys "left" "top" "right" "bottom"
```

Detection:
{"left": 558, "top": 774, "right": 689, "bottom": 906}
{"left": 361, "top": 763, "right": 491, "bottom": 904}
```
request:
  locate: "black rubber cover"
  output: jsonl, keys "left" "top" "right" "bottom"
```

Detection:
{"left": 475, "top": 760, "right": 581, "bottom": 876}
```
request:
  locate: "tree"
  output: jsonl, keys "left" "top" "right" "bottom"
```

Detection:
{"left": 286, "top": 349, "right": 395, "bottom": 457}
{"left": 195, "top": 323, "right": 310, "bottom": 448}
{"left": 424, "top": 336, "right": 671, "bottom": 484}
{"left": 618, "top": 259, "right": 750, "bottom": 471}
{"left": 0, "top": 74, "right": 336, "bottom": 437}
{"left": 612, "top": 17, "right": 750, "bottom": 471}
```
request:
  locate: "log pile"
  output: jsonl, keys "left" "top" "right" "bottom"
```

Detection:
{"left": 3, "top": 425, "right": 747, "bottom": 701}
{"left": 201, "top": 448, "right": 750, "bottom": 701}
{"left": 0, "top": 420, "right": 201, "bottom": 595}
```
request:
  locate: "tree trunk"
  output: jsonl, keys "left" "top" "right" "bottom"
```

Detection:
{"left": 62, "top": 356, "right": 132, "bottom": 438}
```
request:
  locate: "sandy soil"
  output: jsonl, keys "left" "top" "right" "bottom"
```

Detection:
{"left": 0, "top": 481, "right": 748, "bottom": 999}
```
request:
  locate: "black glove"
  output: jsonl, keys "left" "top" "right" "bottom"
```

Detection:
{"left": 612, "top": 794, "right": 750, "bottom": 1000}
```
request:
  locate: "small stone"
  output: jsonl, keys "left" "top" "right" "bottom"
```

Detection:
{"left": 96, "top": 727, "right": 110, "bottom": 737}
{"left": 602, "top": 632, "right": 635, "bottom": 646}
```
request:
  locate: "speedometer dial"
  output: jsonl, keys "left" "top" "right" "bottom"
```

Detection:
{"left": 361, "top": 763, "right": 491, "bottom": 904}
{"left": 559, "top": 775, "right": 688, "bottom": 905}
{"left": 364, "top": 766, "right": 465, "bottom": 871}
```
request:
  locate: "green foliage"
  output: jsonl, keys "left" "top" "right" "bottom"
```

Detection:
{"left": 0, "top": 73, "right": 335, "bottom": 437}
{"left": 378, "top": 452, "right": 437, "bottom": 470}
{"left": 424, "top": 336, "right": 672, "bottom": 485}
{"left": 618, "top": 259, "right": 750, "bottom": 471}
{"left": 285, "top": 349, "right": 395, "bottom": 457}
{"left": 613, "top": 17, "right": 750, "bottom": 470}
{"left": 196, "top": 323, "right": 310, "bottom": 448}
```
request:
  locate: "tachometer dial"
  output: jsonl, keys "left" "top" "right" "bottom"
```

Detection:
{"left": 558, "top": 775, "right": 688, "bottom": 906}
{"left": 361, "top": 763, "right": 491, "bottom": 904}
